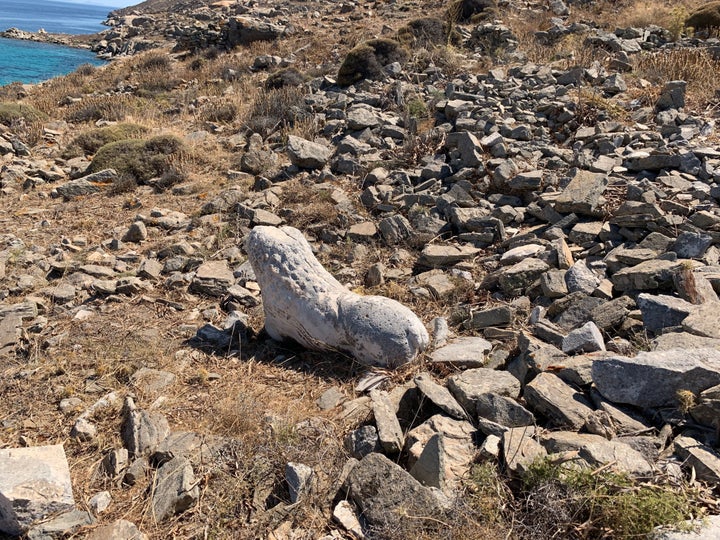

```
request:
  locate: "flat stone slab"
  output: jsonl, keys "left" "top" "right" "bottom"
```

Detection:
{"left": 429, "top": 337, "right": 492, "bottom": 368}
{"left": 592, "top": 348, "right": 720, "bottom": 408}
{"left": 524, "top": 372, "right": 594, "bottom": 429}
{"left": 447, "top": 368, "right": 521, "bottom": 413}
{"left": 674, "top": 435, "right": 720, "bottom": 484}
{"left": 370, "top": 389, "right": 404, "bottom": 454}
{"left": 414, "top": 372, "right": 469, "bottom": 420}
{"left": 542, "top": 431, "right": 653, "bottom": 475}
{"left": 0, "top": 445, "right": 75, "bottom": 535}
{"left": 682, "top": 302, "right": 720, "bottom": 339}
{"left": 611, "top": 259, "right": 684, "bottom": 292}
{"left": 554, "top": 170, "right": 608, "bottom": 217}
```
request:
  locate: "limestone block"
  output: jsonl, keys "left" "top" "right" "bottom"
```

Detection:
{"left": 246, "top": 226, "right": 429, "bottom": 367}
{"left": 0, "top": 445, "right": 75, "bottom": 535}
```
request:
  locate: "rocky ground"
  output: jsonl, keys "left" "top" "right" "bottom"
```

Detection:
{"left": 2, "top": 0, "right": 720, "bottom": 538}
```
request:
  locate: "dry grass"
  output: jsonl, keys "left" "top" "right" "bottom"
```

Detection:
{"left": 632, "top": 47, "right": 720, "bottom": 111}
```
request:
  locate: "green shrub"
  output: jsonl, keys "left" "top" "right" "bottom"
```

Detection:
{"left": 447, "top": 0, "right": 498, "bottom": 23}
{"left": 265, "top": 67, "right": 305, "bottom": 89}
{"left": 337, "top": 38, "right": 408, "bottom": 86}
{"left": 397, "top": 17, "right": 460, "bottom": 47}
{"left": 686, "top": 1, "right": 720, "bottom": 31}
{"left": 87, "top": 134, "right": 184, "bottom": 185}
{"left": 519, "top": 458, "right": 702, "bottom": 538}
{"left": 0, "top": 102, "right": 47, "bottom": 126}
{"left": 63, "top": 123, "right": 148, "bottom": 158}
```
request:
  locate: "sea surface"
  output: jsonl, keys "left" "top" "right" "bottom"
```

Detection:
{"left": 0, "top": 0, "right": 123, "bottom": 86}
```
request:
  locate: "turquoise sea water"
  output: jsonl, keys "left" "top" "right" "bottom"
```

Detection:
{"left": 0, "top": 0, "right": 126, "bottom": 86}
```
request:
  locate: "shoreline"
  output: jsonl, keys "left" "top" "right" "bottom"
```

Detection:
{"left": 0, "top": 27, "right": 101, "bottom": 52}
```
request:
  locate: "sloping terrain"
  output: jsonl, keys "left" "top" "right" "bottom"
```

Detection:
{"left": 1, "top": 0, "right": 720, "bottom": 538}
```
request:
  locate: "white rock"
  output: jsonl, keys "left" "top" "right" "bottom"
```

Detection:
{"left": 0, "top": 445, "right": 75, "bottom": 535}
{"left": 246, "top": 226, "right": 429, "bottom": 367}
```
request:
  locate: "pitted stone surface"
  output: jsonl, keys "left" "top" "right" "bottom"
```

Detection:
{"left": 246, "top": 226, "right": 429, "bottom": 367}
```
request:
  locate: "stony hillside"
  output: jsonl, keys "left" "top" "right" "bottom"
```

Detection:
{"left": 2, "top": 0, "right": 720, "bottom": 538}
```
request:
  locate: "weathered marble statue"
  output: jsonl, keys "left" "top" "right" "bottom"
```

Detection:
{"left": 246, "top": 226, "right": 429, "bottom": 367}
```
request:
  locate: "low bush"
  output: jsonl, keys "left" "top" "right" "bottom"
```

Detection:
{"left": 447, "top": 0, "right": 498, "bottom": 23}
{"left": 0, "top": 102, "right": 46, "bottom": 126}
{"left": 65, "top": 95, "right": 136, "bottom": 123}
{"left": 397, "top": 17, "right": 460, "bottom": 47}
{"left": 517, "top": 458, "right": 702, "bottom": 538}
{"left": 62, "top": 123, "right": 148, "bottom": 158}
{"left": 265, "top": 67, "right": 305, "bottom": 89}
{"left": 337, "top": 38, "right": 408, "bottom": 86}
{"left": 87, "top": 134, "right": 184, "bottom": 185}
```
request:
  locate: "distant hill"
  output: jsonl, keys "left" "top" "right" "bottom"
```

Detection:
{"left": 110, "top": 0, "right": 211, "bottom": 16}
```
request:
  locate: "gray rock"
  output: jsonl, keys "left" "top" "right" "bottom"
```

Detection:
{"left": 542, "top": 432, "right": 652, "bottom": 475}
{"left": 123, "top": 457, "right": 149, "bottom": 486}
{"left": 89, "top": 491, "right": 111, "bottom": 514}
{"left": 592, "top": 348, "right": 720, "bottom": 407}
{"left": 345, "top": 425, "right": 380, "bottom": 459}
{"left": 0, "top": 445, "right": 75, "bottom": 535}
{"left": 447, "top": 368, "right": 521, "bottom": 413}
{"left": 464, "top": 305, "right": 513, "bottom": 329}
{"left": 429, "top": 337, "right": 492, "bottom": 368}
{"left": 502, "top": 427, "right": 546, "bottom": 475}
{"left": 26, "top": 509, "right": 93, "bottom": 538}
{"left": 612, "top": 259, "right": 684, "bottom": 291}
{"left": 102, "top": 448, "right": 129, "bottom": 477}
{"left": 674, "top": 232, "right": 713, "bottom": 259}
{"left": 656, "top": 80, "right": 686, "bottom": 111}
{"left": 317, "top": 387, "right": 346, "bottom": 410}
{"left": 418, "top": 244, "right": 481, "bottom": 268}
{"left": 448, "top": 131, "right": 483, "bottom": 168}
{"left": 190, "top": 260, "right": 235, "bottom": 297}
{"left": 682, "top": 302, "right": 720, "bottom": 339}
{"left": 500, "top": 244, "right": 545, "bottom": 265}
{"left": 332, "top": 501, "right": 365, "bottom": 540}
{"left": 85, "top": 519, "right": 148, "bottom": 540}
{"left": 499, "top": 258, "right": 549, "bottom": 294}
{"left": 71, "top": 417, "right": 97, "bottom": 441}
{"left": 346, "top": 106, "right": 380, "bottom": 130}
{"left": 562, "top": 321, "right": 605, "bottom": 354}
{"left": 122, "top": 221, "right": 147, "bottom": 243}
{"left": 286, "top": 135, "right": 331, "bottom": 169}
{"left": 344, "top": 453, "right": 444, "bottom": 531}
{"left": 286, "top": 462, "right": 314, "bottom": 503}
{"left": 524, "top": 372, "right": 594, "bottom": 429}
{"left": 565, "top": 260, "right": 600, "bottom": 295}
{"left": 476, "top": 393, "right": 535, "bottom": 427}
{"left": 152, "top": 457, "right": 199, "bottom": 521}
{"left": 152, "top": 432, "right": 211, "bottom": 465}
{"left": 55, "top": 178, "right": 100, "bottom": 199}
{"left": 404, "top": 415, "right": 476, "bottom": 485}
{"left": 409, "top": 434, "right": 451, "bottom": 491}
{"left": 246, "top": 226, "right": 429, "bottom": 368}
{"left": 652, "top": 332, "right": 720, "bottom": 352}
{"left": 541, "top": 269, "right": 568, "bottom": 298}
{"left": 415, "top": 372, "right": 469, "bottom": 420}
{"left": 121, "top": 400, "right": 170, "bottom": 457}
{"left": 673, "top": 435, "right": 720, "bottom": 484}
{"left": 554, "top": 170, "right": 608, "bottom": 217}
{"left": 370, "top": 389, "right": 404, "bottom": 454}
{"left": 130, "top": 367, "right": 176, "bottom": 394}
{"left": 637, "top": 293, "right": 695, "bottom": 333}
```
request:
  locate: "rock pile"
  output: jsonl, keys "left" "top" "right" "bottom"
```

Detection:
{"left": 2, "top": 0, "right": 720, "bottom": 537}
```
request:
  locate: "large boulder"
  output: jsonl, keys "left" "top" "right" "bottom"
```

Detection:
{"left": 686, "top": 2, "right": 720, "bottom": 30}
{"left": 592, "top": 349, "right": 720, "bottom": 408}
{"left": 246, "top": 226, "right": 429, "bottom": 367}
